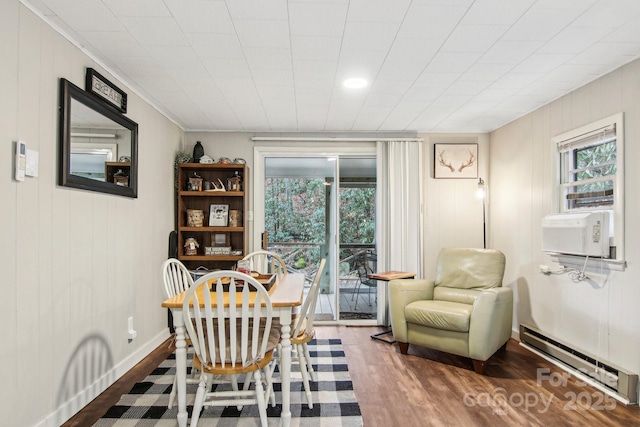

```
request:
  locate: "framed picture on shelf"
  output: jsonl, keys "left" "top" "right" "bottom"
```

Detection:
{"left": 209, "top": 204, "right": 229, "bottom": 226}
{"left": 434, "top": 143, "right": 478, "bottom": 179}
{"left": 212, "top": 233, "right": 228, "bottom": 246}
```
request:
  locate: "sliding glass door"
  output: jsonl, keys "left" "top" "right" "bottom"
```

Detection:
{"left": 337, "top": 161, "right": 377, "bottom": 320}
{"left": 263, "top": 156, "right": 337, "bottom": 320}
{"left": 253, "top": 145, "right": 377, "bottom": 323}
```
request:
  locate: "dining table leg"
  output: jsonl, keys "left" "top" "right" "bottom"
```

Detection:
{"left": 172, "top": 309, "right": 188, "bottom": 427}
{"left": 279, "top": 309, "right": 292, "bottom": 427}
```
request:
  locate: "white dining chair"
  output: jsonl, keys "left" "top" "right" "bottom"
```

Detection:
{"left": 273, "top": 258, "right": 326, "bottom": 409}
{"left": 184, "top": 270, "right": 279, "bottom": 427}
{"left": 243, "top": 250, "right": 287, "bottom": 275}
{"left": 161, "top": 258, "right": 199, "bottom": 409}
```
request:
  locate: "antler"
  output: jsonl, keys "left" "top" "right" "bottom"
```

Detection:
{"left": 458, "top": 150, "right": 475, "bottom": 172}
{"left": 438, "top": 151, "right": 455, "bottom": 172}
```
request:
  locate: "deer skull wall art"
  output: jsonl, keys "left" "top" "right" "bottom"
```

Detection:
{"left": 434, "top": 143, "right": 479, "bottom": 178}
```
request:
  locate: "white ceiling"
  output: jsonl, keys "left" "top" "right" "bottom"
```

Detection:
{"left": 24, "top": 0, "right": 640, "bottom": 133}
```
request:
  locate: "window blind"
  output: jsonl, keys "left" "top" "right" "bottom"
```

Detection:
{"left": 557, "top": 124, "right": 615, "bottom": 153}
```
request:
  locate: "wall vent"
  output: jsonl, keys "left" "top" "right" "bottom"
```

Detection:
{"left": 519, "top": 324, "right": 637, "bottom": 404}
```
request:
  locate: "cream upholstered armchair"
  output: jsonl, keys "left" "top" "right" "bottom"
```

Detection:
{"left": 389, "top": 248, "right": 512, "bottom": 374}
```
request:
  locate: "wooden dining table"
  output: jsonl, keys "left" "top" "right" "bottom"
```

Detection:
{"left": 161, "top": 272, "right": 305, "bottom": 427}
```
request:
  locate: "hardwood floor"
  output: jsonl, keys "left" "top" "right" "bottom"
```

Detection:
{"left": 63, "top": 326, "right": 640, "bottom": 426}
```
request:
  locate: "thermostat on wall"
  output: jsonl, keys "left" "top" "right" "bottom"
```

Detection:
{"left": 15, "top": 140, "right": 26, "bottom": 182}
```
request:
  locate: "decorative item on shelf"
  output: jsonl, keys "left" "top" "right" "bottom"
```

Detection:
{"left": 187, "top": 209, "right": 204, "bottom": 227}
{"left": 227, "top": 170, "right": 242, "bottom": 191}
{"left": 207, "top": 178, "right": 225, "bottom": 192}
{"left": 213, "top": 233, "right": 227, "bottom": 246}
{"left": 184, "top": 237, "right": 199, "bottom": 255}
{"left": 217, "top": 157, "right": 231, "bottom": 164}
{"left": 188, "top": 172, "right": 203, "bottom": 191}
{"left": 199, "top": 155, "right": 214, "bottom": 164}
{"left": 192, "top": 141, "right": 204, "bottom": 163}
{"left": 233, "top": 158, "right": 246, "bottom": 164}
{"left": 231, "top": 250, "right": 242, "bottom": 256}
{"left": 119, "top": 156, "right": 131, "bottom": 162}
{"left": 209, "top": 204, "right": 229, "bottom": 226}
{"left": 207, "top": 246, "right": 231, "bottom": 255}
{"left": 113, "top": 169, "right": 129, "bottom": 186}
{"left": 203, "top": 181, "right": 211, "bottom": 191}
{"left": 229, "top": 210, "right": 241, "bottom": 227}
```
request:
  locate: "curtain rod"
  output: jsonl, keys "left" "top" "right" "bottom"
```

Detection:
{"left": 251, "top": 137, "right": 424, "bottom": 142}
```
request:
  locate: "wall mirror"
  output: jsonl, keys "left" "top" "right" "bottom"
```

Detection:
{"left": 58, "top": 78, "right": 138, "bottom": 198}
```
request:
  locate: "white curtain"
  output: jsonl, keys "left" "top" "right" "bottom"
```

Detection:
{"left": 376, "top": 140, "right": 424, "bottom": 324}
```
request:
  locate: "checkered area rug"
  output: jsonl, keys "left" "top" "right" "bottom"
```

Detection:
{"left": 94, "top": 339, "right": 363, "bottom": 426}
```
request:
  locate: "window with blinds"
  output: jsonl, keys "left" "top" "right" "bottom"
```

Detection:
{"left": 559, "top": 125, "right": 616, "bottom": 210}
{"left": 553, "top": 113, "right": 625, "bottom": 262}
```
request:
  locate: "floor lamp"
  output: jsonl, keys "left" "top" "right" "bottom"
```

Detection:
{"left": 477, "top": 178, "right": 486, "bottom": 249}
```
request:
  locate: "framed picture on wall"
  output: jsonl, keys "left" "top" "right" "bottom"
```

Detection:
{"left": 434, "top": 143, "right": 478, "bottom": 179}
{"left": 209, "top": 204, "right": 229, "bottom": 226}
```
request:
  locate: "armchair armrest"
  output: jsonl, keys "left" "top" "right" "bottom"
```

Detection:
{"left": 468, "top": 287, "right": 513, "bottom": 361}
{"left": 389, "top": 279, "right": 435, "bottom": 343}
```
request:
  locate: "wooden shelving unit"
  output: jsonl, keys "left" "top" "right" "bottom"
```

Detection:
{"left": 177, "top": 163, "right": 248, "bottom": 271}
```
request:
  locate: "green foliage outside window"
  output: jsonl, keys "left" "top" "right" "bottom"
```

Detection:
{"left": 574, "top": 141, "right": 616, "bottom": 191}
{"left": 567, "top": 140, "right": 616, "bottom": 208}
{"left": 265, "top": 178, "right": 325, "bottom": 243}
{"left": 339, "top": 187, "right": 375, "bottom": 243}
{"left": 264, "top": 178, "right": 375, "bottom": 266}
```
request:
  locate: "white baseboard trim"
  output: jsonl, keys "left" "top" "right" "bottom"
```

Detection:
{"left": 511, "top": 327, "right": 520, "bottom": 341}
{"left": 35, "top": 329, "right": 171, "bottom": 427}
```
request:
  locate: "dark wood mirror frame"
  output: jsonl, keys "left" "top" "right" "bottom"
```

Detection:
{"left": 58, "top": 78, "right": 138, "bottom": 198}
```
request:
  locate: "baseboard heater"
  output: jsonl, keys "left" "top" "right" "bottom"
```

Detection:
{"left": 519, "top": 324, "right": 638, "bottom": 404}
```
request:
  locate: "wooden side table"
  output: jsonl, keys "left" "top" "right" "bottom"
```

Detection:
{"left": 367, "top": 271, "right": 416, "bottom": 344}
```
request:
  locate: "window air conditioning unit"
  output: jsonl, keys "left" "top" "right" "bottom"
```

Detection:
{"left": 542, "top": 211, "right": 610, "bottom": 257}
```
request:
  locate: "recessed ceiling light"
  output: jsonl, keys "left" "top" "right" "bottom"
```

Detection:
{"left": 343, "top": 78, "right": 368, "bottom": 89}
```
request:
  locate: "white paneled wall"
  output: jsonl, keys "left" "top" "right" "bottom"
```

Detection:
{"left": 1, "top": 2, "right": 181, "bottom": 426}
{"left": 490, "top": 58, "right": 640, "bottom": 376}
{"left": 421, "top": 133, "right": 490, "bottom": 278}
